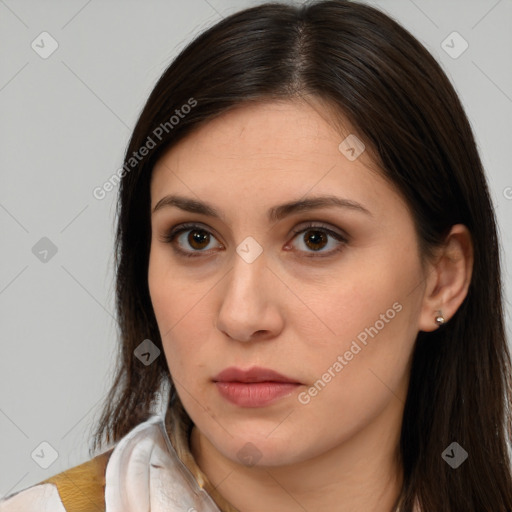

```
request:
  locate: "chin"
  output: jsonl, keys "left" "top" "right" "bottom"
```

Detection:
{"left": 211, "top": 428, "right": 311, "bottom": 468}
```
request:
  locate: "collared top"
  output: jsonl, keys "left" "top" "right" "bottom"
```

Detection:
{"left": 0, "top": 399, "right": 417, "bottom": 511}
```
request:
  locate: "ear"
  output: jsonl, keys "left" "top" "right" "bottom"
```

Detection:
{"left": 418, "top": 224, "right": 474, "bottom": 332}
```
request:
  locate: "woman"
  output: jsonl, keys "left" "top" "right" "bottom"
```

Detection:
{"left": 1, "top": 1, "right": 511, "bottom": 511}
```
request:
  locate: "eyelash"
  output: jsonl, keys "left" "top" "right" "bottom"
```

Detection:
{"left": 160, "top": 222, "right": 348, "bottom": 259}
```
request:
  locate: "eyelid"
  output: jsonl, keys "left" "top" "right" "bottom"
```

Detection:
{"left": 290, "top": 221, "right": 348, "bottom": 240}
{"left": 160, "top": 221, "right": 348, "bottom": 257}
{"left": 286, "top": 221, "right": 348, "bottom": 258}
{"left": 159, "top": 222, "right": 223, "bottom": 258}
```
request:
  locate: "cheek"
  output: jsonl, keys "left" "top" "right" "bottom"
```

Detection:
{"left": 148, "top": 251, "right": 214, "bottom": 378}
{"left": 298, "top": 246, "right": 421, "bottom": 356}
{"left": 293, "top": 247, "right": 423, "bottom": 409}
{"left": 148, "top": 247, "right": 201, "bottom": 333}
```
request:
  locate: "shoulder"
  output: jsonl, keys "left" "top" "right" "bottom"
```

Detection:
{"left": 0, "top": 448, "right": 114, "bottom": 512}
{"left": 0, "top": 414, "right": 222, "bottom": 512}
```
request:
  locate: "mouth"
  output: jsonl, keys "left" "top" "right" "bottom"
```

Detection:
{"left": 212, "top": 366, "right": 302, "bottom": 407}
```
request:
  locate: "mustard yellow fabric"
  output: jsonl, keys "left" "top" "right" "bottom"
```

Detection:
{"left": 39, "top": 448, "right": 113, "bottom": 512}
{"left": 30, "top": 398, "right": 239, "bottom": 512}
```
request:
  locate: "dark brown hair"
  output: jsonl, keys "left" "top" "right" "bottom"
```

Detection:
{"left": 90, "top": 1, "right": 512, "bottom": 510}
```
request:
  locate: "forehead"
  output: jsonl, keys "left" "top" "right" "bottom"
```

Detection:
{"left": 154, "top": 99, "right": 360, "bottom": 170}
{"left": 150, "top": 99, "right": 403, "bottom": 219}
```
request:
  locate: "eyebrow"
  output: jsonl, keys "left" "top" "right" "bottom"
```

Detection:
{"left": 152, "top": 194, "right": 372, "bottom": 222}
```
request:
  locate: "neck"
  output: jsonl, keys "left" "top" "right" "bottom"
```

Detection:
{"left": 190, "top": 401, "right": 404, "bottom": 512}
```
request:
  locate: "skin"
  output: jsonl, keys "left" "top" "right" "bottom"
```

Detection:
{"left": 148, "top": 99, "right": 473, "bottom": 512}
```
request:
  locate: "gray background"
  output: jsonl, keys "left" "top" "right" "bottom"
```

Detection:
{"left": 1, "top": 0, "right": 511, "bottom": 497}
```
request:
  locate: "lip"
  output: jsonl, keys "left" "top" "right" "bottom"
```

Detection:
{"left": 213, "top": 366, "right": 302, "bottom": 408}
{"left": 213, "top": 366, "right": 300, "bottom": 384}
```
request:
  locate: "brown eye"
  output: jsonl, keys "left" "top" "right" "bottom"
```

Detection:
{"left": 187, "top": 229, "right": 211, "bottom": 250}
{"left": 302, "top": 229, "right": 329, "bottom": 251}
{"left": 161, "top": 223, "right": 223, "bottom": 257}
{"left": 288, "top": 223, "right": 348, "bottom": 257}
{"left": 162, "top": 222, "right": 347, "bottom": 259}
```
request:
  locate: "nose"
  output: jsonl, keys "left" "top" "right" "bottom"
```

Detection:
{"left": 215, "top": 248, "right": 284, "bottom": 343}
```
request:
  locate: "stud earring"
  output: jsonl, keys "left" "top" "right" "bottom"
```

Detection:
{"left": 435, "top": 310, "right": 446, "bottom": 326}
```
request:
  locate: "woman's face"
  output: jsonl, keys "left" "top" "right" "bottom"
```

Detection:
{"left": 148, "top": 99, "right": 431, "bottom": 467}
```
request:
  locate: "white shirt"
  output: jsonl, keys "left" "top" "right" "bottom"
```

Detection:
{"left": 0, "top": 415, "right": 222, "bottom": 512}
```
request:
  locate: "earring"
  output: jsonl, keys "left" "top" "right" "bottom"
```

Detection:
{"left": 435, "top": 310, "right": 446, "bottom": 326}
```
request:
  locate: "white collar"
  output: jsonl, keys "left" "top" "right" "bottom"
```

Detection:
{"left": 105, "top": 414, "right": 222, "bottom": 512}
